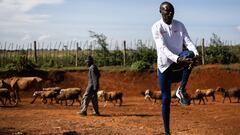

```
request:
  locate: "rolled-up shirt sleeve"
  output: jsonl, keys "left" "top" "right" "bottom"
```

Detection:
{"left": 152, "top": 25, "right": 179, "bottom": 63}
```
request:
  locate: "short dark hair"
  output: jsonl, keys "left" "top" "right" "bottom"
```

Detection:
{"left": 85, "top": 56, "right": 94, "bottom": 62}
{"left": 159, "top": 1, "right": 174, "bottom": 12}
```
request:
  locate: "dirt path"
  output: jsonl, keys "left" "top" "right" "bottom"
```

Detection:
{"left": 0, "top": 95, "right": 240, "bottom": 135}
{"left": 1, "top": 65, "right": 240, "bottom": 135}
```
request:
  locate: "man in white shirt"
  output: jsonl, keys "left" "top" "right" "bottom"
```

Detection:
{"left": 151, "top": 1, "right": 199, "bottom": 135}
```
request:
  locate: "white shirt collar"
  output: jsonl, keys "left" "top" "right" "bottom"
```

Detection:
{"left": 160, "top": 18, "right": 173, "bottom": 27}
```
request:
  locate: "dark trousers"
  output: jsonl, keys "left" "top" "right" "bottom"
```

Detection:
{"left": 158, "top": 62, "right": 192, "bottom": 134}
{"left": 80, "top": 89, "right": 99, "bottom": 114}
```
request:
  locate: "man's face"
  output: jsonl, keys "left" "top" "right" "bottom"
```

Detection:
{"left": 160, "top": 3, "right": 174, "bottom": 25}
{"left": 87, "top": 60, "right": 93, "bottom": 67}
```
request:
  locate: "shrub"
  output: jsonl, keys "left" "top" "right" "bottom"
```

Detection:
{"left": 5, "top": 55, "right": 36, "bottom": 71}
{"left": 131, "top": 60, "right": 151, "bottom": 72}
{"left": 5, "top": 63, "right": 16, "bottom": 70}
{"left": 206, "top": 46, "right": 239, "bottom": 64}
{"left": 204, "top": 33, "right": 239, "bottom": 64}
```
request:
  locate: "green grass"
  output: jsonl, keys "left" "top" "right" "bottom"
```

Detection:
{"left": 34, "top": 65, "right": 132, "bottom": 72}
{"left": 1, "top": 64, "right": 240, "bottom": 72}
{"left": 39, "top": 66, "right": 88, "bottom": 71}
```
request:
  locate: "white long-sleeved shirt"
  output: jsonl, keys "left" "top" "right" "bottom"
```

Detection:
{"left": 152, "top": 19, "right": 199, "bottom": 73}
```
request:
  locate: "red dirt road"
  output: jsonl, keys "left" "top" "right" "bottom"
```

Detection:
{"left": 1, "top": 65, "right": 240, "bottom": 135}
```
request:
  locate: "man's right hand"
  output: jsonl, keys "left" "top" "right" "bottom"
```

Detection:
{"left": 177, "top": 56, "right": 193, "bottom": 64}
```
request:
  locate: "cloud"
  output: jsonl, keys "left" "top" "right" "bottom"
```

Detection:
{"left": 0, "top": 0, "right": 64, "bottom": 12}
{"left": 237, "top": 26, "right": 240, "bottom": 32}
{"left": 0, "top": 0, "right": 64, "bottom": 41}
{"left": 0, "top": 0, "right": 64, "bottom": 26}
{"left": 21, "top": 34, "right": 31, "bottom": 41}
{"left": 38, "top": 34, "right": 51, "bottom": 41}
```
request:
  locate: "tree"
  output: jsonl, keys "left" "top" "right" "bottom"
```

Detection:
{"left": 89, "top": 30, "right": 109, "bottom": 54}
{"left": 88, "top": 31, "right": 111, "bottom": 66}
{"left": 210, "top": 33, "right": 224, "bottom": 46}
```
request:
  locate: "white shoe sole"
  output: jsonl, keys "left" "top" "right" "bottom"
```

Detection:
{"left": 176, "top": 89, "right": 182, "bottom": 99}
{"left": 176, "top": 89, "right": 190, "bottom": 106}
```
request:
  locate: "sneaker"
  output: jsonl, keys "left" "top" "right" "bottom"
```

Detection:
{"left": 92, "top": 112, "right": 101, "bottom": 116}
{"left": 77, "top": 111, "right": 87, "bottom": 116}
{"left": 176, "top": 88, "right": 190, "bottom": 106}
{"left": 92, "top": 113, "right": 100, "bottom": 116}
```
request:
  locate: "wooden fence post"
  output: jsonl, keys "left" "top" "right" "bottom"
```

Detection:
{"left": 34, "top": 41, "right": 37, "bottom": 64}
{"left": 201, "top": 38, "right": 205, "bottom": 65}
{"left": 123, "top": 40, "right": 126, "bottom": 66}
{"left": 75, "top": 42, "right": 79, "bottom": 67}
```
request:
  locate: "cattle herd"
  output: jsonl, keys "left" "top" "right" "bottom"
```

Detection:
{"left": 0, "top": 76, "right": 124, "bottom": 107}
{"left": 143, "top": 87, "right": 240, "bottom": 105}
{"left": 0, "top": 76, "right": 240, "bottom": 107}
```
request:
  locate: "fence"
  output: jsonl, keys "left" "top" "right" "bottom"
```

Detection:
{"left": 0, "top": 40, "right": 156, "bottom": 68}
{"left": 0, "top": 39, "right": 239, "bottom": 69}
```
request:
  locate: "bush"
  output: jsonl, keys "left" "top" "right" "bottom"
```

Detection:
{"left": 5, "top": 63, "right": 16, "bottom": 70}
{"left": 42, "top": 59, "right": 58, "bottom": 68}
{"left": 205, "top": 44, "right": 238, "bottom": 64}
{"left": 5, "top": 55, "right": 37, "bottom": 71}
{"left": 199, "top": 33, "right": 239, "bottom": 64}
{"left": 131, "top": 61, "right": 151, "bottom": 72}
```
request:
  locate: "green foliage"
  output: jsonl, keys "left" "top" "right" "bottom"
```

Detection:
{"left": 204, "top": 33, "right": 239, "bottom": 64}
{"left": 5, "top": 54, "right": 36, "bottom": 71}
{"left": 125, "top": 40, "right": 157, "bottom": 66}
{"left": 5, "top": 63, "right": 16, "bottom": 70}
{"left": 110, "top": 50, "right": 123, "bottom": 65}
{"left": 131, "top": 60, "right": 152, "bottom": 72}
{"left": 42, "top": 59, "right": 57, "bottom": 68}
{"left": 88, "top": 31, "right": 112, "bottom": 66}
{"left": 94, "top": 50, "right": 124, "bottom": 66}
{"left": 1, "top": 33, "right": 240, "bottom": 70}
{"left": 136, "top": 41, "right": 156, "bottom": 64}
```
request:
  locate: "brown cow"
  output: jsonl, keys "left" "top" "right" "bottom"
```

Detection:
{"left": 3, "top": 77, "right": 43, "bottom": 103}
{"left": 0, "top": 80, "right": 18, "bottom": 106}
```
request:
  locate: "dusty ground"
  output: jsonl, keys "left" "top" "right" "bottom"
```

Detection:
{"left": 0, "top": 64, "right": 240, "bottom": 135}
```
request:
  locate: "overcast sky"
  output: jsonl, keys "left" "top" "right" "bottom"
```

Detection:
{"left": 0, "top": 0, "right": 240, "bottom": 45}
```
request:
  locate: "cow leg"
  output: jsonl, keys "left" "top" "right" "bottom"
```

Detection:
{"left": 76, "top": 98, "right": 81, "bottom": 105}
{"left": 5, "top": 96, "right": 10, "bottom": 105}
{"left": 50, "top": 98, "right": 53, "bottom": 104}
{"left": 222, "top": 96, "right": 226, "bottom": 103}
{"left": 205, "top": 96, "right": 208, "bottom": 102}
{"left": 193, "top": 99, "right": 195, "bottom": 104}
{"left": 119, "top": 98, "right": 123, "bottom": 106}
{"left": 228, "top": 96, "right": 232, "bottom": 103}
{"left": 55, "top": 97, "right": 59, "bottom": 104}
{"left": 212, "top": 95, "right": 215, "bottom": 102}
{"left": 3, "top": 96, "right": 7, "bottom": 105}
{"left": 0, "top": 98, "right": 5, "bottom": 106}
{"left": 42, "top": 97, "right": 47, "bottom": 104}
{"left": 30, "top": 96, "right": 38, "bottom": 104}
{"left": 202, "top": 98, "right": 205, "bottom": 105}
{"left": 70, "top": 99, "right": 74, "bottom": 106}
